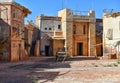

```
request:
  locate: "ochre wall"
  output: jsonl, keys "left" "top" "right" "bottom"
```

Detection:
{"left": 73, "top": 22, "right": 89, "bottom": 56}
{"left": 11, "top": 40, "right": 26, "bottom": 61}
{"left": 53, "top": 40, "right": 64, "bottom": 56}
{"left": 96, "top": 37, "right": 102, "bottom": 56}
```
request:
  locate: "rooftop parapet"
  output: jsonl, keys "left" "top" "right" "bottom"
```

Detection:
{"left": 0, "top": 0, "right": 13, "bottom": 3}
{"left": 73, "top": 10, "right": 89, "bottom": 16}
{"left": 0, "top": 0, "right": 31, "bottom": 17}
{"left": 73, "top": 10, "right": 95, "bottom": 22}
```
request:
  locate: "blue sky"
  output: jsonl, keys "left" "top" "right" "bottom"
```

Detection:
{"left": 15, "top": 0, "right": 120, "bottom": 23}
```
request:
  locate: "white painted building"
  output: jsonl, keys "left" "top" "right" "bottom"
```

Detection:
{"left": 36, "top": 14, "right": 63, "bottom": 56}
{"left": 103, "top": 12, "right": 120, "bottom": 58}
{"left": 0, "top": 0, "right": 13, "bottom": 2}
{"left": 36, "top": 8, "right": 96, "bottom": 57}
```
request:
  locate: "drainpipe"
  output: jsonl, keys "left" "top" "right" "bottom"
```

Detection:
{"left": 9, "top": 27, "right": 11, "bottom": 61}
{"left": 40, "top": 16, "right": 42, "bottom": 55}
{"left": 9, "top": 6, "right": 11, "bottom": 61}
{"left": 88, "top": 22, "right": 90, "bottom": 56}
{"left": 54, "top": 30, "right": 55, "bottom": 37}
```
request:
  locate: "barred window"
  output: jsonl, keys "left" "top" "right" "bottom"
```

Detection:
{"left": 0, "top": 8, "right": 1, "bottom": 18}
{"left": 106, "top": 28, "right": 113, "bottom": 40}
{"left": 49, "top": 27, "right": 51, "bottom": 30}
{"left": 83, "top": 25, "right": 86, "bottom": 34}
{"left": 73, "top": 25, "right": 76, "bottom": 34}
{"left": 0, "top": 26, "right": 1, "bottom": 33}
{"left": 58, "top": 25, "right": 61, "bottom": 30}
{"left": 45, "top": 27, "right": 47, "bottom": 30}
{"left": 12, "top": 9, "right": 16, "bottom": 18}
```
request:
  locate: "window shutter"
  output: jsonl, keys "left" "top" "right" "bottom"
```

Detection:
{"left": 106, "top": 28, "right": 113, "bottom": 40}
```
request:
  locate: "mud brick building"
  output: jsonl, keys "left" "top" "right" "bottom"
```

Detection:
{"left": 24, "top": 21, "right": 40, "bottom": 57}
{"left": 36, "top": 14, "right": 64, "bottom": 56}
{"left": 36, "top": 8, "right": 97, "bottom": 57}
{"left": 0, "top": 0, "right": 31, "bottom": 61}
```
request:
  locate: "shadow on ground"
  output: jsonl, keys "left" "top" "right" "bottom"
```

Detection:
{"left": 28, "top": 71, "right": 60, "bottom": 83}
{"left": 0, "top": 76, "right": 32, "bottom": 83}
{"left": 1, "top": 57, "right": 70, "bottom": 83}
{"left": 0, "top": 56, "right": 100, "bottom": 83}
{"left": 9, "top": 57, "right": 71, "bottom": 70}
{"left": 9, "top": 56, "right": 99, "bottom": 70}
{"left": 68, "top": 56, "right": 99, "bottom": 61}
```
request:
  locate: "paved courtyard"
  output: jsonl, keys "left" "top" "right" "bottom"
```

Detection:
{"left": 0, "top": 56, "right": 120, "bottom": 83}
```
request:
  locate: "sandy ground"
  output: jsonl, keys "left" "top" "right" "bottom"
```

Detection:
{"left": 0, "top": 56, "right": 120, "bottom": 83}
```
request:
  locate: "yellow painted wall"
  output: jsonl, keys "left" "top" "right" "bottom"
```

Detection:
{"left": 53, "top": 40, "right": 64, "bottom": 56}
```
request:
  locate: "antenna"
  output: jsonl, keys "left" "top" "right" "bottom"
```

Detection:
{"left": 62, "top": 0, "right": 64, "bottom": 9}
{"left": 64, "top": 0, "right": 68, "bottom": 8}
{"left": 61, "top": 0, "right": 68, "bottom": 9}
{"left": 103, "top": 9, "right": 114, "bottom": 14}
{"left": 75, "top": 3, "right": 79, "bottom": 15}
{"left": 91, "top": 2, "right": 94, "bottom": 10}
{"left": 66, "top": 0, "right": 67, "bottom": 8}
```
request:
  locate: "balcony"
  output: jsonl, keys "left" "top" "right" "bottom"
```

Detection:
{"left": 73, "top": 16, "right": 90, "bottom": 22}
{"left": 52, "top": 31, "right": 64, "bottom": 39}
{"left": 72, "top": 10, "right": 92, "bottom": 22}
{"left": 53, "top": 31, "right": 63, "bottom": 37}
{"left": 73, "top": 10, "right": 89, "bottom": 16}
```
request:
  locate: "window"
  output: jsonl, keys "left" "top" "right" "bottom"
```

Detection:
{"left": 0, "top": 8, "right": 1, "bottom": 18}
{"left": 0, "top": 26, "right": 1, "bottom": 33}
{"left": 106, "top": 28, "right": 113, "bottom": 40}
{"left": 83, "top": 25, "right": 86, "bottom": 34}
{"left": 17, "top": 26, "right": 20, "bottom": 35}
{"left": 58, "top": 25, "right": 61, "bottom": 30}
{"left": 73, "top": 25, "right": 76, "bottom": 34}
{"left": 49, "top": 27, "right": 51, "bottom": 30}
{"left": 45, "top": 27, "right": 47, "bottom": 30}
{"left": 13, "top": 12, "right": 15, "bottom": 18}
{"left": 119, "top": 21, "right": 120, "bottom": 31}
{"left": 12, "top": 9, "right": 16, "bottom": 18}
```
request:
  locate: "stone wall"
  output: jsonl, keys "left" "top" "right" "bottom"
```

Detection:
{"left": 58, "top": 9, "right": 96, "bottom": 56}
{"left": 10, "top": 4, "right": 25, "bottom": 61}
{"left": 58, "top": 9, "right": 73, "bottom": 56}
{"left": 0, "top": 4, "right": 11, "bottom": 61}
{"left": 103, "top": 14, "right": 120, "bottom": 57}
{"left": 96, "top": 19, "right": 103, "bottom": 56}
{"left": 0, "top": 2, "right": 30, "bottom": 61}
{"left": 25, "top": 22, "right": 40, "bottom": 57}
{"left": 73, "top": 22, "right": 89, "bottom": 56}
{"left": 0, "top": 19, "right": 10, "bottom": 61}
{"left": 53, "top": 40, "right": 64, "bottom": 56}
{"left": 89, "top": 10, "right": 96, "bottom": 56}
{"left": 38, "top": 15, "right": 62, "bottom": 55}
{"left": 11, "top": 40, "right": 26, "bottom": 61}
